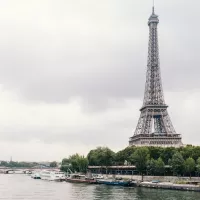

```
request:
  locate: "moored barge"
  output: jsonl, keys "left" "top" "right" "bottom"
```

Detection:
{"left": 66, "top": 174, "right": 96, "bottom": 184}
{"left": 96, "top": 179, "right": 131, "bottom": 187}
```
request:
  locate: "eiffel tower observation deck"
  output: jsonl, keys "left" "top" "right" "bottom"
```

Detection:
{"left": 129, "top": 7, "right": 183, "bottom": 147}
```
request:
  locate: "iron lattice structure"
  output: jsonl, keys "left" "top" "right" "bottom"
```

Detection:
{"left": 129, "top": 8, "right": 183, "bottom": 147}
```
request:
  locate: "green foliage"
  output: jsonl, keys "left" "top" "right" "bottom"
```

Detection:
{"left": 60, "top": 165, "right": 70, "bottom": 172}
{"left": 171, "top": 152, "right": 185, "bottom": 175}
{"left": 147, "top": 157, "right": 165, "bottom": 175}
{"left": 196, "top": 157, "right": 200, "bottom": 174}
{"left": 60, "top": 145, "right": 200, "bottom": 177}
{"left": 50, "top": 161, "right": 57, "bottom": 168}
{"left": 184, "top": 157, "right": 195, "bottom": 178}
{"left": 148, "top": 147, "right": 163, "bottom": 160}
{"left": 61, "top": 158, "right": 70, "bottom": 166}
{"left": 175, "top": 180, "right": 187, "bottom": 184}
{"left": 69, "top": 154, "right": 88, "bottom": 173}
{"left": 147, "top": 158, "right": 157, "bottom": 175}
{"left": 0, "top": 161, "right": 37, "bottom": 168}
{"left": 155, "top": 157, "right": 165, "bottom": 175}
{"left": 192, "top": 147, "right": 200, "bottom": 161}
{"left": 61, "top": 154, "right": 88, "bottom": 173}
{"left": 114, "top": 146, "right": 180, "bottom": 166}
{"left": 87, "top": 147, "right": 115, "bottom": 166}
{"left": 160, "top": 147, "right": 176, "bottom": 164}
{"left": 130, "top": 147, "right": 149, "bottom": 181}
{"left": 178, "top": 146, "right": 200, "bottom": 161}
{"left": 115, "top": 146, "right": 136, "bottom": 165}
{"left": 60, "top": 158, "right": 71, "bottom": 172}
{"left": 179, "top": 146, "right": 194, "bottom": 160}
{"left": 196, "top": 157, "right": 200, "bottom": 165}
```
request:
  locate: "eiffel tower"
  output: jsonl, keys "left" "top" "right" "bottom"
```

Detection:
{"left": 129, "top": 7, "right": 183, "bottom": 147}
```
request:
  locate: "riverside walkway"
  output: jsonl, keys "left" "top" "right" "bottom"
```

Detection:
{"left": 140, "top": 182, "right": 200, "bottom": 192}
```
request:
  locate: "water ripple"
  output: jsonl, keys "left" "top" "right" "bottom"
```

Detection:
{"left": 0, "top": 174, "right": 199, "bottom": 200}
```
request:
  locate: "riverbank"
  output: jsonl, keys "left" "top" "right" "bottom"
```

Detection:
{"left": 139, "top": 181, "right": 200, "bottom": 192}
{"left": 104, "top": 174, "right": 200, "bottom": 183}
{"left": 103, "top": 174, "right": 200, "bottom": 192}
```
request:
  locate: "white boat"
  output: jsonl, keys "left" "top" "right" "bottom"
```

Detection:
{"left": 92, "top": 174, "right": 104, "bottom": 179}
{"left": 5, "top": 170, "right": 14, "bottom": 174}
{"left": 25, "top": 170, "right": 32, "bottom": 175}
{"left": 31, "top": 171, "right": 41, "bottom": 179}
{"left": 40, "top": 170, "right": 66, "bottom": 181}
{"left": 14, "top": 170, "right": 24, "bottom": 174}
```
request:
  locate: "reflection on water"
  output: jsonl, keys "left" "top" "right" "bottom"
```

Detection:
{"left": 0, "top": 174, "right": 199, "bottom": 200}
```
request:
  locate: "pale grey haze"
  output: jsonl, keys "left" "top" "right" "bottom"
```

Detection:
{"left": 0, "top": 0, "right": 199, "bottom": 161}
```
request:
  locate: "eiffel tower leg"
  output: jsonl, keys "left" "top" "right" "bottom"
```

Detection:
{"left": 134, "top": 114, "right": 144, "bottom": 135}
{"left": 134, "top": 110, "right": 153, "bottom": 135}
{"left": 141, "top": 113, "right": 152, "bottom": 135}
{"left": 162, "top": 111, "right": 176, "bottom": 135}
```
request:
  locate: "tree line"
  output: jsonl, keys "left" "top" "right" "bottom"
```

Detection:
{"left": 61, "top": 145, "right": 200, "bottom": 178}
{"left": 0, "top": 161, "right": 39, "bottom": 168}
{"left": 0, "top": 161, "right": 58, "bottom": 168}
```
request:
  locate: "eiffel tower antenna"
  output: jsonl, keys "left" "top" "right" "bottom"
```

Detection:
{"left": 153, "top": 0, "right": 155, "bottom": 14}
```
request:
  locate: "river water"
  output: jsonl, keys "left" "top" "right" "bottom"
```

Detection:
{"left": 0, "top": 174, "right": 199, "bottom": 200}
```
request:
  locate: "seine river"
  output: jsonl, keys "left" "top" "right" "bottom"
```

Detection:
{"left": 0, "top": 174, "right": 199, "bottom": 200}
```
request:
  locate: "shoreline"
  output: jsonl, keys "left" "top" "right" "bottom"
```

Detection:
{"left": 103, "top": 174, "right": 200, "bottom": 192}
{"left": 104, "top": 174, "right": 200, "bottom": 182}
{"left": 2, "top": 173, "right": 200, "bottom": 192}
{"left": 139, "top": 181, "right": 200, "bottom": 192}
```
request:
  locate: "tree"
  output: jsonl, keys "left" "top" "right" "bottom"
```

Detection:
{"left": 77, "top": 156, "right": 89, "bottom": 173}
{"left": 160, "top": 147, "right": 176, "bottom": 164}
{"left": 155, "top": 157, "right": 165, "bottom": 175}
{"left": 50, "top": 161, "right": 57, "bottom": 168}
{"left": 115, "top": 146, "right": 136, "bottom": 165}
{"left": 61, "top": 158, "right": 70, "bottom": 166}
{"left": 147, "top": 157, "right": 165, "bottom": 176}
{"left": 61, "top": 154, "right": 88, "bottom": 173}
{"left": 130, "top": 147, "right": 149, "bottom": 181}
{"left": 184, "top": 157, "right": 195, "bottom": 179}
{"left": 60, "top": 158, "right": 72, "bottom": 172}
{"left": 171, "top": 152, "right": 184, "bottom": 176}
{"left": 147, "top": 158, "right": 157, "bottom": 175}
{"left": 179, "top": 146, "right": 194, "bottom": 160}
{"left": 196, "top": 157, "right": 200, "bottom": 176}
{"left": 87, "top": 147, "right": 115, "bottom": 173}
{"left": 148, "top": 147, "right": 163, "bottom": 160}
{"left": 192, "top": 147, "right": 200, "bottom": 161}
{"left": 69, "top": 154, "right": 88, "bottom": 173}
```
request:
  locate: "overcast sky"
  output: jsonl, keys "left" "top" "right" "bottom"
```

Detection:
{"left": 0, "top": 0, "right": 199, "bottom": 161}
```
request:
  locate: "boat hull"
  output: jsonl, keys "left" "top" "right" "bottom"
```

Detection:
{"left": 66, "top": 178, "right": 96, "bottom": 184}
{"left": 31, "top": 173, "right": 41, "bottom": 179}
{"left": 97, "top": 179, "right": 131, "bottom": 187}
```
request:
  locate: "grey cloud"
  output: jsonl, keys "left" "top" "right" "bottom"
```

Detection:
{"left": 0, "top": 0, "right": 200, "bottom": 160}
{"left": 2, "top": 0, "right": 199, "bottom": 108}
{"left": 0, "top": 123, "right": 132, "bottom": 148}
